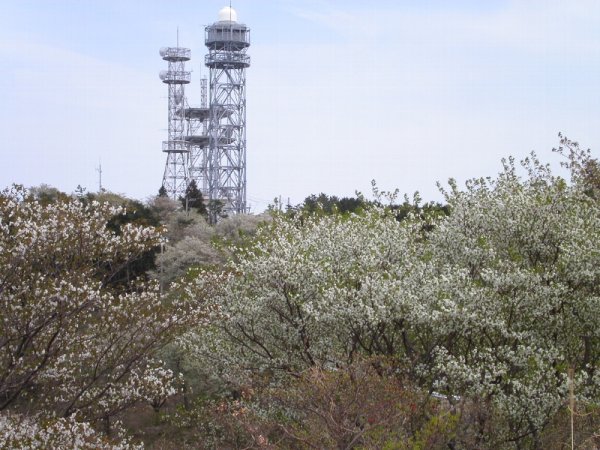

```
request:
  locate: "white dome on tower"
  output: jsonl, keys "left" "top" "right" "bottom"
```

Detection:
{"left": 218, "top": 6, "right": 238, "bottom": 22}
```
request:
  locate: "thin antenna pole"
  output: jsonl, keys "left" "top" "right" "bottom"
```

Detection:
{"left": 569, "top": 368, "right": 575, "bottom": 450}
{"left": 96, "top": 159, "right": 103, "bottom": 192}
{"left": 177, "top": 27, "right": 179, "bottom": 47}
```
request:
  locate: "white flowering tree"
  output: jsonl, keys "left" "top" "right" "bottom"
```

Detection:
{"left": 0, "top": 186, "right": 210, "bottom": 439}
{"left": 416, "top": 151, "right": 600, "bottom": 444}
{"left": 186, "top": 142, "right": 600, "bottom": 445}
{"left": 0, "top": 412, "right": 141, "bottom": 449}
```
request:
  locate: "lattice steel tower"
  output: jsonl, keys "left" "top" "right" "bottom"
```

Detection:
{"left": 205, "top": 6, "right": 251, "bottom": 215}
{"left": 159, "top": 46, "right": 191, "bottom": 199}
{"left": 185, "top": 79, "right": 210, "bottom": 195}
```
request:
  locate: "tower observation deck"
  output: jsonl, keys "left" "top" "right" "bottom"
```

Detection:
{"left": 205, "top": 6, "right": 251, "bottom": 218}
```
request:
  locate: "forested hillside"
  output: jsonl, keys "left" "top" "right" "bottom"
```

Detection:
{"left": 1, "top": 137, "right": 599, "bottom": 449}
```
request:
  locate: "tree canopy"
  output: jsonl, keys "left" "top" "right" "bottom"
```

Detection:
{"left": 184, "top": 140, "right": 600, "bottom": 447}
{"left": 2, "top": 136, "right": 599, "bottom": 448}
{"left": 0, "top": 186, "right": 211, "bottom": 445}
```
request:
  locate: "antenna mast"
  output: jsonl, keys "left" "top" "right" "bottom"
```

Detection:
{"left": 159, "top": 40, "right": 191, "bottom": 200}
{"left": 158, "top": 7, "right": 251, "bottom": 219}
{"left": 205, "top": 5, "right": 251, "bottom": 218}
{"left": 96, "top": 160, "right": 103, "bottom": 192}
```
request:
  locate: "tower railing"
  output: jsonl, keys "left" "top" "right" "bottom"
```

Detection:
{"left": 161, "top": 71, "right": 191, "bottom": 83}
{"left": 160, "top": 47, "right": 191, "bottom": 61}
{"left": 205, "top": 26, "right": 250, "bottom": 48}
{"left": 162, "top": 140, "right": 189, "bottom": 153}
{"left": 205, "top": 53, "right": 250, "bottom": 67}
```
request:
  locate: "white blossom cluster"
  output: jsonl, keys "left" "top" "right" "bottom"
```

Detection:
{"left": 0, "top": 412, "right": 142, "bottom": 449}
{"left": 185, "top": 151, "right": 600, "bottom": 442}
{"left": 0, "top": 186, "right": 210, "bottom": 445}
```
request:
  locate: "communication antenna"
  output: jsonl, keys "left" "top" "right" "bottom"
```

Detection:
{"left": 159, "top": 37, "right": 191, "bottom": 199}
{"left": 157, "top": 7, "right": 251, "bottom": 219}
{"left": 96, "top": 160, "right": 103, "bottom": 192}
{"left": 205, "top": 5, "right": 251, "bottom": 218}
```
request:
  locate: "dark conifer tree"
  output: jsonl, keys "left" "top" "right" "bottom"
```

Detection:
{"left": 181, "top": 180, "right": 207, "bottom": 216}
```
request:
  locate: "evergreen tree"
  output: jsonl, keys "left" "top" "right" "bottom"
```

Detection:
{"left": 181, "top": 180, "right": 207, "bottom": 216}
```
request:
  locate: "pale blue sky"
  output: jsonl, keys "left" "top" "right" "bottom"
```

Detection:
{"left": 1, "top": 1, "right": 599, "bottom": 211}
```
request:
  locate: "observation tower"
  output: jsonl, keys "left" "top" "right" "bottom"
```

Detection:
{"left": 159, "top": 46, "right": 191, "bottom": 199}
{"left": 205, "top": 6, "right": 251, "bottom": 216}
